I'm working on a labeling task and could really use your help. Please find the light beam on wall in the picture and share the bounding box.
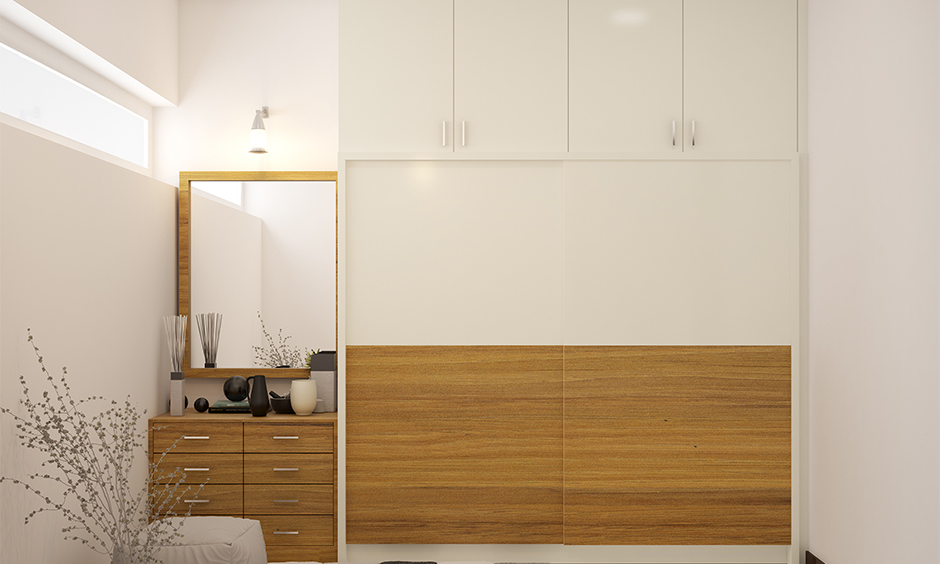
[249,106,268,153]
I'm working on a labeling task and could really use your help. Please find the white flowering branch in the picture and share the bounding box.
[253,311,306,368]
[0,330,205,564]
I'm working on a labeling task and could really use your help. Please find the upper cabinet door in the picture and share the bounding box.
[339,0,454,153]
[683,0,797,154]
[454,0,568,153]
[569,0,683,153]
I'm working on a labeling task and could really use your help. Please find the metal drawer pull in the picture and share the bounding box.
[272,500,299,503]
[273,531,300,535]
[672,120,676,147]
[691,120,696,147]
[272,436,299,440]
[183,468,210,472]
[185,499,209,504]
[182,436,210,440]
[461,121,466,147]
[273,468,299,472]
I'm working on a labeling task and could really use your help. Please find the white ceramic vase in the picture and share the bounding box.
[290,379,318,416]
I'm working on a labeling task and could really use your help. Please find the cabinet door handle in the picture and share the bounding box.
[272,436,299,440]
[461,121,466,147]
[185,499,210,504]
[691,120,696,147]
[442,120,446,146]
[182,436,209,440]
[273,468,299,472]
[672,121,676,147]
[273,531,300,535]
[183,468,210,472]
[273,499,299,503]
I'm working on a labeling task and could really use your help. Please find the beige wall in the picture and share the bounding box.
[153,0,339,185]
[14,0,178,104]
[0,124,178,562]
[808,0,940,562]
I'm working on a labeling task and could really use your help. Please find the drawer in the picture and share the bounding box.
[152,423,242,454]
[244,424,333,453]
[243,484,332,514]
[156,483,243,516]
[249,514,334,546]
[154,453,242,484]
[244,454,332,484]
[265,545,337,563]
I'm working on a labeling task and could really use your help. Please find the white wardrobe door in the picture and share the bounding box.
[563,160,793,345]
[346,160,564,345]
[569,0,683,153]
[683,0,798,154]
[454,0,568,152]
[339,0,454,153]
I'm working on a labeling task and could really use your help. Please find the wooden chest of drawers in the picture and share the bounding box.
[150,410,337,562]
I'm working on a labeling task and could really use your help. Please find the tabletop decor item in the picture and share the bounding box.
[0,330,204,564]
[162,315,187,416]
[247,375,269,417]
[252,311,305,368]
[290,379,318,416]
[194,312,222,368]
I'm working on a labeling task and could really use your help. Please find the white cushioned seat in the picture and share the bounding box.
[153,516,267,564]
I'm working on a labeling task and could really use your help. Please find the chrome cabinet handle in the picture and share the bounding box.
[461,121,466,147]
[442,120,446,146]
[273,531,300,535]
[273,500,299,503]
[691,120,696,147]
[273,468,299,472]
[272,436,299,440]
[182,436,209,440]
[672,120,676,147]
[183,468,210,472]
[185,499,209,504]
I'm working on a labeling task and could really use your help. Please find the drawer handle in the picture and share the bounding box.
[274,531,300,535]
[185,499,210,504]
[182,436,210,440]
[272,436,299,440]
[272,500,299,503]
[272,468,299,472]
[183,468,210,472]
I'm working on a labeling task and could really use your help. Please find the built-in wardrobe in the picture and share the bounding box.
[339,1,806,562]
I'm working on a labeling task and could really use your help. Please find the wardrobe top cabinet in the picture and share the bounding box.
[340,0,797,155]
[340,0,567,154]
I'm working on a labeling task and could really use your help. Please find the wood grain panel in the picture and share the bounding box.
[251,514,334,546]
[151,422,242,454]
[153,453,243,484]
[346,345,564,544]
[244,423,334,453]
[564,345,791,545]
[243,484,333,515]
[154,483,243,516]
[244,454,333,484]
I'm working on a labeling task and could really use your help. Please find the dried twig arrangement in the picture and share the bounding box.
[194,313,222,368]
[253,311,304,368]
[162,315,187,373]
[0,330,205,564]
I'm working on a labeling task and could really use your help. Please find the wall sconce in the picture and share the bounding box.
[249,106,268,153]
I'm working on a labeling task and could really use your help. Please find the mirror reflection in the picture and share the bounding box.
[189,180,336,369]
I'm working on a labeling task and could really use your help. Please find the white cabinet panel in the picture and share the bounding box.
[339,0,454,152]
[563,160,792,345]
[569,0,683,153]
[346,160,564,345]
[454,0,568,152]
[684,0,797,154]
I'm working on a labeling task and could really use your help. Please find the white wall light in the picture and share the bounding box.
[249,106,268,153]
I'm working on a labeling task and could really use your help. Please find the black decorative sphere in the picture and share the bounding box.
[223,375,249,402]
[194,397,209,413]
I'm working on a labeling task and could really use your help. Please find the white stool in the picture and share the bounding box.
[153,516,267,564]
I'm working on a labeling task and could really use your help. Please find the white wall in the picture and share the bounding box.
[0,124,178,562]
[808,1,940,563]
[153,0,339,186]
[13,0,178,104]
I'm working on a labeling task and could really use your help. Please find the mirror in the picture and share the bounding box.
[179,171,337,378]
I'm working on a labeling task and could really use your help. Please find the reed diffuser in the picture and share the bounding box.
[195,312,223,368]
[162,314,187,416]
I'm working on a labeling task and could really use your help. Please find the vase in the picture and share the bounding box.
[290,379,317,416]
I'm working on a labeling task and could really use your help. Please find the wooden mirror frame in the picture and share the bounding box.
[179,171,338,378]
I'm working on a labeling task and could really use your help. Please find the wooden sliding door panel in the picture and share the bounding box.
[346,345,564,544]
[564,346,790,545]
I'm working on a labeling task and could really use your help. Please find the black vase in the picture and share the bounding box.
[247,375,269,417]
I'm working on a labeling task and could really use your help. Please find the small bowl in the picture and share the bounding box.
[270,396,295,414]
